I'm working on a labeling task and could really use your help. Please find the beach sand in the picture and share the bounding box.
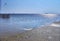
[0,22,60,41]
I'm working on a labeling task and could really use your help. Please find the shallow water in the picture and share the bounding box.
[0,14,60,34]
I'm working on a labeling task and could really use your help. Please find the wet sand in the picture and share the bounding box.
[0,22,60,41]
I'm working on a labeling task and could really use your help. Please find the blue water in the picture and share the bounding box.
[0,14,60,34]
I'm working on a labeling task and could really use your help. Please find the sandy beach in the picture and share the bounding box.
[0,21,60,41]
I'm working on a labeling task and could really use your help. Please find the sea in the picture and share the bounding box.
[0,14,60,35]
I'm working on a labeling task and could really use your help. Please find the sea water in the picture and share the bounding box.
[0,14,60,35]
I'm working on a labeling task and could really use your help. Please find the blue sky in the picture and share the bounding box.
[1,0,60,13]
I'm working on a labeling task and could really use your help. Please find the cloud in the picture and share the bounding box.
[41,14,58,18]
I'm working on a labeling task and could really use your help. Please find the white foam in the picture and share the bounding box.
[41,14,57,18]
[48,36,52,39]
[23,28,33,30]
[50,23,60,27]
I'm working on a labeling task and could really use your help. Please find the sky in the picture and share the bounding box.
[0,0,60,14]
